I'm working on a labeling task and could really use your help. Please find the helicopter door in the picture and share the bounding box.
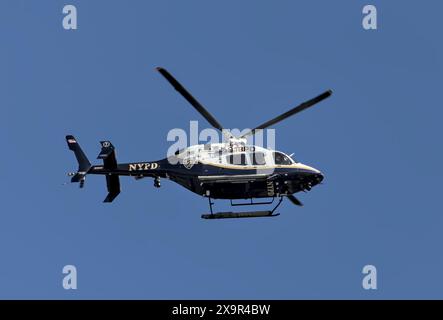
[249,152,267,166]
[226,153,248,166]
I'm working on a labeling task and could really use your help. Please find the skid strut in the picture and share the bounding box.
[208,196,214,215]
[202,197,283,220]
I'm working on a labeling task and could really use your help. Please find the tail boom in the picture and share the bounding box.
[66,136,163,203]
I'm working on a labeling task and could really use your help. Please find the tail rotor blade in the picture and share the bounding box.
[79,178,86,189]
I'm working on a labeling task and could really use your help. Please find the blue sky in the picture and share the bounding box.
[1,0,442,299]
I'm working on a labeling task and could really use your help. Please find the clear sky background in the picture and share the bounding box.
[1,0,442,299]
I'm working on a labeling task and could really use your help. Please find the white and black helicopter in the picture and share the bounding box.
[66,67,332,219]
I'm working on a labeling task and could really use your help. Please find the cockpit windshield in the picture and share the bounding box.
[273,152,294,165]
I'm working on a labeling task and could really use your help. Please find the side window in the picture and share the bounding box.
[273,152,292,165]
[226,153,247,165]
[249,152,266,165]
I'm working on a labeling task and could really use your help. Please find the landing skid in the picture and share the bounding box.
[201,197,283,220]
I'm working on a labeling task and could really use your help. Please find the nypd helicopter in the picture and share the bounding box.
[66,67,332,219]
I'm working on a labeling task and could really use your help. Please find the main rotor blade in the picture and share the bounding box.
[240,90,333,138]
[287,194,303,206]
[156,67,224,132]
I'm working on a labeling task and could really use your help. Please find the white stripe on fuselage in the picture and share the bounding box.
[198,160,320,173]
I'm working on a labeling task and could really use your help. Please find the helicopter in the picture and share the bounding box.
[66,67,332,219]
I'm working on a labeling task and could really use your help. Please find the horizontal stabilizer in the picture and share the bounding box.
[104,191,120,203]
[97,140,117,170]
[104,174,120,203]
[97,141,115,160]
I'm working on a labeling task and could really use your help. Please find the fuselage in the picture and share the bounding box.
[88,143,324,199]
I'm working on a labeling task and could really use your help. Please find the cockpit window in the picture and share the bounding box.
[273,152,293,165]
[249,152,266,165]
[226,153,247,165]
